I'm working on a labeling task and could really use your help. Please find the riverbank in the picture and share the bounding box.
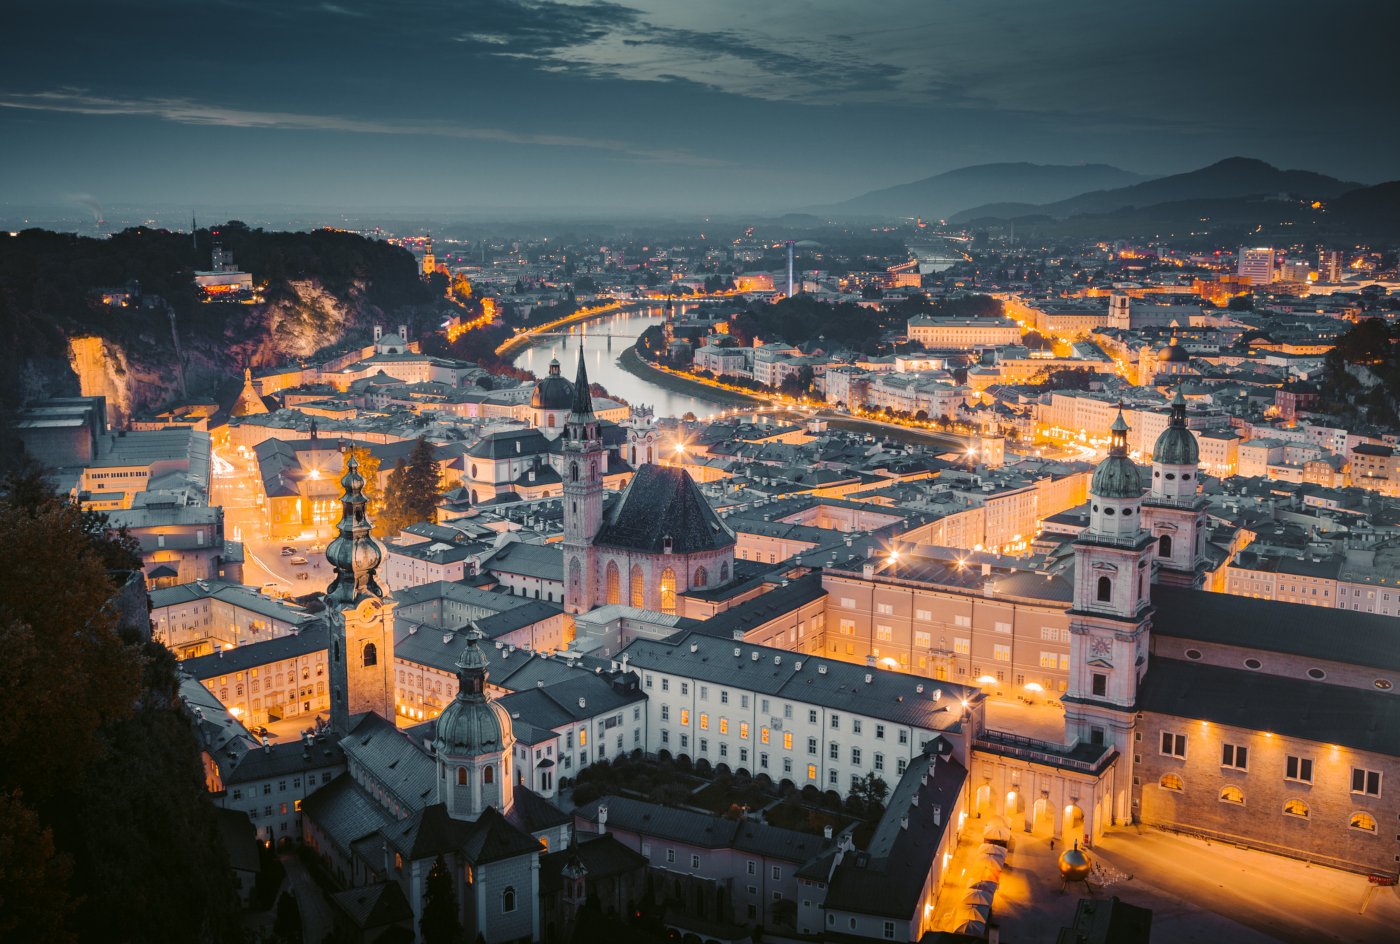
[617,347,765,409]
[495,300,644,359]
[824,415,968,451]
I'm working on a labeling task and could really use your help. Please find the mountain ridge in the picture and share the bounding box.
[817,162,1149,220]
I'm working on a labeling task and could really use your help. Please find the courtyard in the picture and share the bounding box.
[935,823,1400,943]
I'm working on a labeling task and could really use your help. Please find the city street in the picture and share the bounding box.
[212,439,331,596]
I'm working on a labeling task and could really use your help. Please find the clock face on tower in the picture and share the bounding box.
[1090,637,1112,659]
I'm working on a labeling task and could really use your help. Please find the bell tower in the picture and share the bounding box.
[563,350,604,614]
[1141,388,1208,586]
[325,452,395,732]
[1066,410,1153,823]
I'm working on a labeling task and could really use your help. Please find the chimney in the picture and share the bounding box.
[900,815,909,830]
[933,805,942,826]
[262,737,271,754]
[578,697,586,709]
[823,824,833,840]
[374,325,383,342]
[864,673,873,684]
[597,804,608,835]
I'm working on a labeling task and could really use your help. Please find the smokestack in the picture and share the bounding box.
[786,240,795,297]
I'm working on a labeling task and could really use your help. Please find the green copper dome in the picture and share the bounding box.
[433,628,511,759]
[1091,408,1145,499]
[1153,389,1199,466]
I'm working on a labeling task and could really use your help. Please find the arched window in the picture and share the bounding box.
[1283,799,1309,818]
[1219,786,1244,805]
[363,642,378,667]
[484,765,495,784]
[569,557,582,595]
[694,566,708,587]
[1158,534,1173,558]
[502,887,517,913]
[1096,576,1112,602]
[605,561,620,605]
[1159,773,1183,791]
[720,562,729,582]
[630,565,645,608]
[659,567,677,616]
[457,767,467,786]
[1350,812,1377,832]
[570,462,579,483]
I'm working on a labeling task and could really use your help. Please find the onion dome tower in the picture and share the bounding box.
[326,452,395,732]
[1066,408,1153,822]
[433,626,515,819]
[1142,387,1208,586]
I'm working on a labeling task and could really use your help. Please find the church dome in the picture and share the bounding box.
[531,358,575,410]
[1157,337,1189,363]
[1092,454,1144,499]
[1153,388,1199,465]
[1091,410,1144,499]
[433,629,512,759]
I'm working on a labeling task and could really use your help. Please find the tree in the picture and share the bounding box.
[401,435,442,526]
[344,445,383,520]
[848,773,889,819]
[377,458,413,538]
[421,855,462,944]
[778,365,815,398]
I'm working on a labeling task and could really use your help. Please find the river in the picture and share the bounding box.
[510,305,733,420]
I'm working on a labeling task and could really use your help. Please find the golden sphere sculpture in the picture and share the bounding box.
[1057,840,1092,882]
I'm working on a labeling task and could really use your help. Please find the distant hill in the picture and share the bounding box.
[818,162,1148,220]
[1327,179,1400,230]
[951,157,1361,222]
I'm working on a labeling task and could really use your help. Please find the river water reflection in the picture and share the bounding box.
[510,306,731,420]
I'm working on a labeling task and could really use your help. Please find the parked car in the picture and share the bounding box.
[280,546,296,556]
[289,556,309,566]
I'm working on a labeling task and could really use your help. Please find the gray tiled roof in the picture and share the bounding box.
[302,773,394,858]
[340,713,438,812]
[595,464,736,554]
[575,795,832,863]
[1153,584,1400,672]
[823,752,967,919]
[220,737,344,786]
[182,624,328,680]
[620,631,979,732]
[1139,658,1400,756]
[484,542,564,581]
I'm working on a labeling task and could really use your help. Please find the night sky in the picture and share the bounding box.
[4,0,1398,218]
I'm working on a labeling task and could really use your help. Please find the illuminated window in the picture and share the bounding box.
[680,710,689,726]
[1283,799,1309,818]
[700,714,709,731]
[719,718,728,735]
[605,561,620,605]
[1350,812,1377,832]
[1219,786,1245,805]
[659,567,677,615]
[630,565,645,608]
[579,728,587,746]
[807,764,817,781]
[1159,774,1183,791]
[740,723,749,739]
[760,727,769,744]
[783,733,793,750]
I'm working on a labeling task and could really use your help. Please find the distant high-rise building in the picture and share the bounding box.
[1319,249,1343,283]
[1236,246,1275,285]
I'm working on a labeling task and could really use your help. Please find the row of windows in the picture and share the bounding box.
[1159,733,1383,796]
[1158,776,1380,831]
[230,770,333,800]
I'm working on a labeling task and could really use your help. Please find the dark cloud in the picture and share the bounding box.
[0,0,1396,217]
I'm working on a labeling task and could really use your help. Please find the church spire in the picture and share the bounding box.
[325,452,384,603]
[569,347,595,421]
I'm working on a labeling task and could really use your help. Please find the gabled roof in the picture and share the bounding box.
[594,464,735,554]
[329,881,412,931]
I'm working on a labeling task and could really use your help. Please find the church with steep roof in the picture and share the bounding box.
[556,349,737,615]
